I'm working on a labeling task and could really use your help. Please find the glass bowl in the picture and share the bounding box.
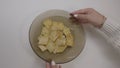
[29,9,86,64]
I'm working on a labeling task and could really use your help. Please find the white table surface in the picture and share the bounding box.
[0,0,120,68]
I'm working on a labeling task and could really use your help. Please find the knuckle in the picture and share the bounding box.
[85,16,89,21]
[86,8,94,11]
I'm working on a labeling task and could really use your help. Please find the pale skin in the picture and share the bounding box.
[46,62,61,68]
[46,8,106,68]
[70,8,106,28]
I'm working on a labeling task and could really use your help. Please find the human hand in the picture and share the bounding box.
[70,8,106,28]
[46,61,61,68]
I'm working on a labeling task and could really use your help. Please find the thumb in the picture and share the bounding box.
[46,62,51,68]
[51,61,57,68]
[73,14,87,20]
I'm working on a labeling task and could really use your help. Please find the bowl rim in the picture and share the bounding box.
[29,9,86,64]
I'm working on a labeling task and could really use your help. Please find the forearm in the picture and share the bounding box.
[100,18,120,48]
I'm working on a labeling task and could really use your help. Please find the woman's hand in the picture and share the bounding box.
[46,61,61,68]
[70,8,106,28]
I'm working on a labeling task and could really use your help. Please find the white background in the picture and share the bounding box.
[0,0,120,68]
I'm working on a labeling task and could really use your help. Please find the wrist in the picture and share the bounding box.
[96,15,107,28]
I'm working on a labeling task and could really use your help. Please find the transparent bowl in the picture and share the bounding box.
[29,9,86,64]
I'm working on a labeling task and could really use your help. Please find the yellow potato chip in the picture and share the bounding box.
[43,19,52,29]
[63,26,71,35]
[51,22,59,30]
[49,30,62,41]
[38,36,49,45]
[38,45,47,52]
[53,45,67,54]
[51,22,64,30]
[38,19,74,53]
[66,33,74,46]
[57,22,64,30]
[46,40,56,53]
[55,34,66,46]
[41,27,49,36]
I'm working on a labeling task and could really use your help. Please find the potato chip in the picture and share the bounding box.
[66,33,74,46]
[41,27,49,36]
[51,22,64,30]
[55,34,66,46]
[38,36,49,45]
[51,22,59,30]
[43,19,52,29]
[53,45,67,54]
[57,22,64,30]
[49,30,62,41]
[38,19,74,54]
[46,40,56,53]
[63,26,71,35]
[38,45,47,51]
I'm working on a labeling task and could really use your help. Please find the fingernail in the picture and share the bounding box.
[59,65,61,68]
[70,13,73,16]
[51,60,56,66]
[74,14,78,17]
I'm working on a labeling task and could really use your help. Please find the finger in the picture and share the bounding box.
[69,16,76,20]
[70,13,74,17]
[69,15,88,24]
[51,61,57,68]
[58,65,61,68]
[78,20,88,24]
[69,16,84,24]
[71,8,89,14]
[69,17,78,22]
[46,62,51,68]
[52,65,57,68]
[71,19,78,23]
[74,14,88,20]
[69,17,79,24]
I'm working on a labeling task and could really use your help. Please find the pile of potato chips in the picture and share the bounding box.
[38,19,74,54]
